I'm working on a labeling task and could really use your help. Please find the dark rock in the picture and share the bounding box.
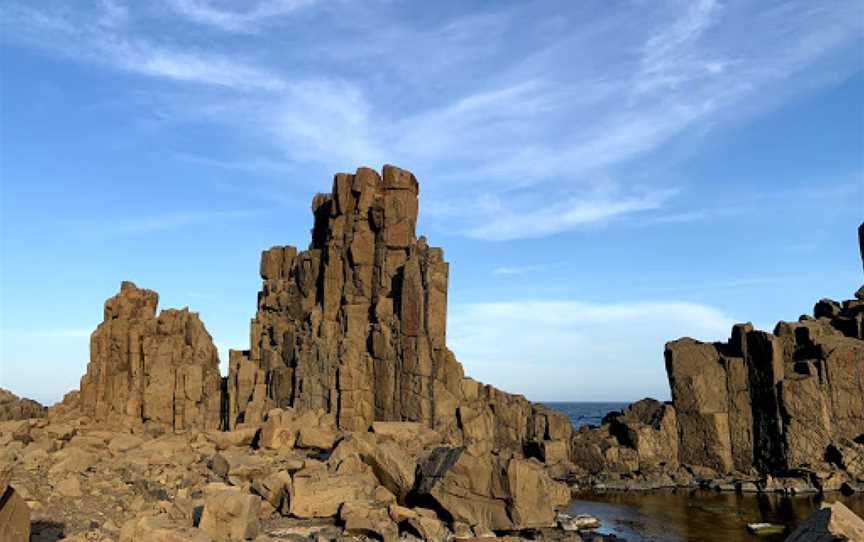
[785,501,864,541]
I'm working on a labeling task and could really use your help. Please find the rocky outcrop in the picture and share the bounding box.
[569,226,864,493]
[5,165,577,539]
[664,292,864,477]
[226,165,571,458]
[79,281,222,431]
[0,388,46,422]
[785,501,864,541]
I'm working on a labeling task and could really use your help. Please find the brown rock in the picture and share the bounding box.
[225,165,571,462]
[0,483,30,542]
[120,514,212,542]
[506,458,570,528]
[785,501,864,541]
[80,282,222,431]
[0,388,46,421]
[289,468,377,518]
[199,491,260,541]
[330,433,416,501]
[416,447,544,531]
[55,476,83,497]
[340,502,398,542]
[251,471,292,512]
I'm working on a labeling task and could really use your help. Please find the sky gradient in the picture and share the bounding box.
[1,0,862,405]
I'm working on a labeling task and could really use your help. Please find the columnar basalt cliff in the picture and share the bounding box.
[79,281,223,431]
[570,223,864,492]
[227,165,571,455]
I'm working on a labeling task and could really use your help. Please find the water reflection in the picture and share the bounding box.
[569,489,864,542]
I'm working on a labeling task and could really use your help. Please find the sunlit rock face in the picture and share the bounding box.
[571,222,864,487]
[226,165,571,454]
[79,281,222,431]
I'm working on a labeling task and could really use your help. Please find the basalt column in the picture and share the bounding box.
[79,281,223,431]
[228,166,461,432]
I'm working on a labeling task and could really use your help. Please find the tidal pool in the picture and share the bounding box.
[568,489,864,541]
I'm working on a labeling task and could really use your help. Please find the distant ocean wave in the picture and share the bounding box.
[541,401,629,429]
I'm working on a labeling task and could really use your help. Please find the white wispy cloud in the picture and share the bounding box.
[165,0,318,33]
[492,265,545,276]
[448,299,737,401]
[469,189,676,241]
[0,3,289,91]
[2,0,860,241]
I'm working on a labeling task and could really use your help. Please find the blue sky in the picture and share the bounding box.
[0,0,862,405]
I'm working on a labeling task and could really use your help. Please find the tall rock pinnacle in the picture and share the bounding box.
[79,281,222,430]
[227,165,570,452]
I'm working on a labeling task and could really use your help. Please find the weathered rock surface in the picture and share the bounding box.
[79,281,223,431]
[0,388,46,422]
[568,225,864,493]
[785,501,864,541]
[225,165,572,468]
[414,446,569,531]
[0,462,30,542]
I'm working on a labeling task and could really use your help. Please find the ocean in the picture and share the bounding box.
[541,401,629,429]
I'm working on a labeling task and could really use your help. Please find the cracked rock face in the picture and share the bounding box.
[70,165,571,464]
[79,281,222,431]
[569,224,864,488]
[227,165,572,456]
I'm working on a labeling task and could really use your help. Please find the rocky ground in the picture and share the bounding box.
[0,396,615,541]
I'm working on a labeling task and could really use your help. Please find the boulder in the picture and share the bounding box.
[120,514,212,542]
[340,502,399,542]
[506,458,570,528]
[210,451,269,486]
[415,447,512,530]
[413,447,565,531]
[251,471,292,512]
[785,501,864,541]
[198,491,260,541]
[289,468,377,518]
[0,464,30,542]
[330,433,416,501]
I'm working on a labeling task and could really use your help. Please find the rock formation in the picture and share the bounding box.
[570,224,864,493]
[0,389,46,422]
[785,501,864,541]
[79,281,223,431]
[226,165,571,457]
[0,165,583,540]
